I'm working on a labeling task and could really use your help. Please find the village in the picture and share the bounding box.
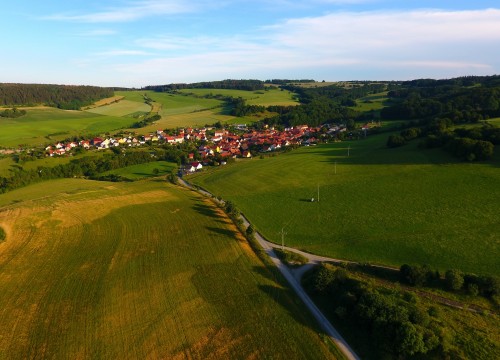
[43,122,364,171]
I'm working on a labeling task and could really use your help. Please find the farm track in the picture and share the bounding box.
[178,178,360,360]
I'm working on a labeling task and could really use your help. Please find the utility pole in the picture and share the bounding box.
[347,145,350,157]
[334,161,337,175]
[280,227,286,250]
[317,184,320,203]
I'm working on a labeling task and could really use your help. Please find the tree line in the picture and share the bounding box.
[0,83,113,109]
[143,79,265,92]
[399,264,500,299]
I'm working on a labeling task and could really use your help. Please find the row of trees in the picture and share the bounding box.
[0,83,113,109]
[400,264,500,299]
[144,79,265,92]
[228,97,265,117]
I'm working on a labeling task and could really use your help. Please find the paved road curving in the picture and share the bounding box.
[177,177,360,360]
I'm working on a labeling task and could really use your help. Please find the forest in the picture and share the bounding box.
[382,75,500,160]
[0,83,113,109]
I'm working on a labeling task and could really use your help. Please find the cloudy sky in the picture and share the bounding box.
[1,0,499,87]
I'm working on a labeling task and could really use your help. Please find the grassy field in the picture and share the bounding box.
[85,100,151,117]
[0,178,340,359]
[190,132,500,276]
[100,161,177,180]
[178,88,299,106]
[352,92,389,112]
[0,108,133,148]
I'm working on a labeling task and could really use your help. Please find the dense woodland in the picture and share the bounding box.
[0,83,113,109]
[382,75,500,160]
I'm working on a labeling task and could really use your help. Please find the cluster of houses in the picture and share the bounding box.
[43,123,365,165]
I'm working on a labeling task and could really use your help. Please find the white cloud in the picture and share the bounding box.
[111,8,500,84]
[45,0,199,23]
[95,50,153,57]
[79,29,117,36]
[62,7,500,86]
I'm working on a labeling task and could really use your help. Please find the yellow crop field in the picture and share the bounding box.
[0,179,338,359]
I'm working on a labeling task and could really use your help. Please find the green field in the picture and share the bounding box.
[117,89,297,130]
[352,92,390,112]
[0,108,133,147]
[178,88,299,106]
[100,161,177,180]
[85,100,151,117]
[190,133,500,276]
[0,179,339,359]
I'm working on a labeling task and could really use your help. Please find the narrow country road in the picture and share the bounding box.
[177,177,361,360]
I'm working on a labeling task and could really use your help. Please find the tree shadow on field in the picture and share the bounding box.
[192,202,223,219]
[205,226,237,238]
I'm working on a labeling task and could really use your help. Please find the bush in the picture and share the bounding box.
[387,134,407,148]
[445,269,464,291]
[467,283,479,296]
[274,248,308,267]
[400,264,433,287]
[0,226,5,242]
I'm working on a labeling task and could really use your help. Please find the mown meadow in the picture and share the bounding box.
[0,178,340,359]
[190,131,500,276]
[0,107,132,148]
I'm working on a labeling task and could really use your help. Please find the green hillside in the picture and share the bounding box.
[190,132,500,276]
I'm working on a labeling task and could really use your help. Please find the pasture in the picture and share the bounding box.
[351,92,389,112]
[84,100,151,117]
[100,161,176,180]
[0,108,133,148]
[0,179,338,359]
[178,88,299,106]
[190,132,500,276]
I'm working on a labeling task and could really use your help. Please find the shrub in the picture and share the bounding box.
[274,248,309,267]
[0,227,5,242]
[445,269,464,291]
[387,134,407,148]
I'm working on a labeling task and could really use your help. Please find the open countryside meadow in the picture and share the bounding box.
[190,131,500,276]
[0,108,133,148]
[0,178,339,359]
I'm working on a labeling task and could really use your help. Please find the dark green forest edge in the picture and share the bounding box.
[0,83,113,109]
[383,76,500,160]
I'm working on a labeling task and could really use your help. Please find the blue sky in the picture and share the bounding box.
[1,0,499,87]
